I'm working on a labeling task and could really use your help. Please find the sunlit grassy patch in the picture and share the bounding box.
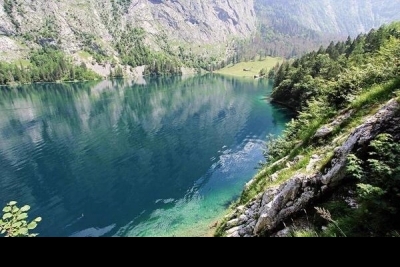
[215,57,283,78]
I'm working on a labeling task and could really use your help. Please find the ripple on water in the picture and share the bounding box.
[0,76,292,237]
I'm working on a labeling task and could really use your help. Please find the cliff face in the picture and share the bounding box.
[255,0,400,38]
[0,0,256,62]
[2,0,400,74]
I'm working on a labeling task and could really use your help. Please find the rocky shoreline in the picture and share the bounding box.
[221,98,400,237]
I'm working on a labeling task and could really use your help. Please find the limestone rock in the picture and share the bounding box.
[273,227,291,237]
[314,110,354,139]
[226,226,242,235]
[226,218,240,228]
[226,99,400,237]
[239,215,248,223]
[0,0,257,66]
[314,126,334,138]
[306,154,321,172]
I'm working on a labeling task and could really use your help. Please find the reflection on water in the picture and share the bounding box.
[0,75,291,237]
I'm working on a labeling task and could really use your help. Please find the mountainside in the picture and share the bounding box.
[1,0,400,78]
[256,0,400,37]
[216,22,400,237]
[0,0,256,72]
[238,0,400,59]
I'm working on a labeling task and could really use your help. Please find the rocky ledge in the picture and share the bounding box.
[222,98,400,237]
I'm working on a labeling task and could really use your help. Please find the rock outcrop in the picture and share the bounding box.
[0,0,256,63]
[256,0,400,38]
[223,98,400,237]
[2,0,400,69]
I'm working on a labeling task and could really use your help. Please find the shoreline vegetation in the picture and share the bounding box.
[3,18,400,236]
[214,21,400,237]
[0,55,283,87]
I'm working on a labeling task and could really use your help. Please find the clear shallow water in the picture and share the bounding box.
[0,75,291,237]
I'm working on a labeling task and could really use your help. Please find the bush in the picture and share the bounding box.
[0,201,42,237]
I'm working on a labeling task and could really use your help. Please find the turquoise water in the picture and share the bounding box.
[0,75,291,237]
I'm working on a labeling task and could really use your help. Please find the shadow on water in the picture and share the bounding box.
[221,194,240,209]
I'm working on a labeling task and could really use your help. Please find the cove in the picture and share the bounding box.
[0,74,291,237]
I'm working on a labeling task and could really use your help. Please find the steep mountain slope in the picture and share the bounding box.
[216,22,400,237]
[2,0,400,77]
[256,0,400,37]
[240,0,400,59]
[0,0,256,65]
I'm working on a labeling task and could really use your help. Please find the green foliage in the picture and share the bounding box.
[290,229,319,237]
[0,48,100,85]
[114,26,183,76]
[215,57,282,78]
[337,133,400,236]
[3,0,13,16]
[221,22,400,238]
[115,0,132,13]
[263,22,400,168]
[315,207,346,237]
[238,22,400,237]
[175,45,220,72]
[356,183,385,200]
[265,97,332,163]
[0,201,42,237]
[347,154,364,180]
[271,22,400,112]
[268,68,275,79]
[116,27,151,67]
[3,0,20,30]
[259,68,267,77]
[110,65,124,78]
[234,11,328,61]
[144,54,183,77]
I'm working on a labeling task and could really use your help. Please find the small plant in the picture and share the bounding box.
[315,207,346,237]
[0,201,42,237]
[347,154,364,179]
[291,229,319,237]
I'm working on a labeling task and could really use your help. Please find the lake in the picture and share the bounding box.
[0,74,291,237]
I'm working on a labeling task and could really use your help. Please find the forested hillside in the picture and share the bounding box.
[271,23,400,112]
[236,0,400,60]
[2,0,400,82]
[0,48,100,84]
[0,0,256,80]
[217,21,400,237]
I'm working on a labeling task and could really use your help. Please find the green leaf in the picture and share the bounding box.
[8,201,17,206]
[27,221,37,230]
[34,217,42,222]
[2,206,11,213]
[17,213,28,220]
[1,229,5,234]
[2,213,12,220]
[12,206,19,214]
[20,205,30,212]
[17,228,28,236]
[12,221,22,228]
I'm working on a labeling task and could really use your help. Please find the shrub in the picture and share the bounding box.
[0,201,42,237]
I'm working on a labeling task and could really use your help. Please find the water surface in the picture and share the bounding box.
[0,75,291,237]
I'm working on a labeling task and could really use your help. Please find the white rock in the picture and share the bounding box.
[227,231,240,238]
[226,218,240,228]
[239,214,248,223]
[226,226,242,235]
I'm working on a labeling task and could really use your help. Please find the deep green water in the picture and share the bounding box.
[0,75,291,237]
